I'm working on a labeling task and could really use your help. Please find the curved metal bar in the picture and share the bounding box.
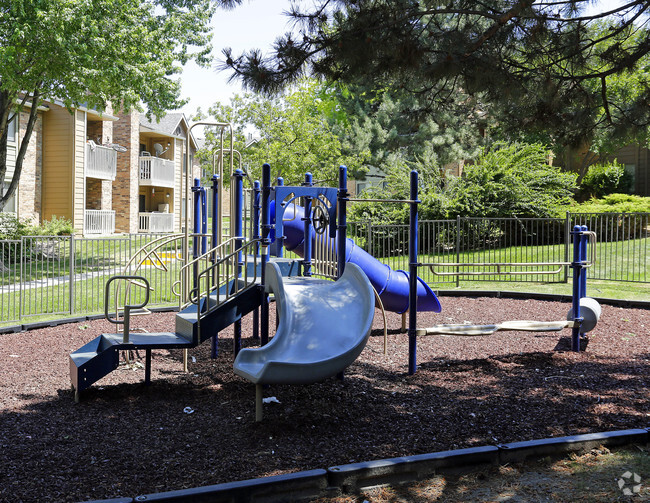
[104,275,150,344]
[371,286,388,355]
[426,229,597,278]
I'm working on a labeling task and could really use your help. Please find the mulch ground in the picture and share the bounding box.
[1,295,649,502]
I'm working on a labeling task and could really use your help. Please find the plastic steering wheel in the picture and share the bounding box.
[312,205,329,235]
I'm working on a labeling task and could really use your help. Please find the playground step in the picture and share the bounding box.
[245,257,301,278]
[70,332,192,393]
[175,258,301,345]
[175,283,263,345]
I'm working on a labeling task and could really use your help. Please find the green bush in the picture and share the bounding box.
[579,162,633,200]
[572,193,650,213]
[569,194,650,241]
[445,142,577,218]
[0,213,31,240]
[29,215,74,236]
[0,215,73,264]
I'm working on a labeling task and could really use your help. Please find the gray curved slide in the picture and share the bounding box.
[233,262,375,385]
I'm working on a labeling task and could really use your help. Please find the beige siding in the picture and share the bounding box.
[42,106,74,221]
[174,138,183,232]
[4,114,18,181]
[5,144,16,181]
[73,110,86,231]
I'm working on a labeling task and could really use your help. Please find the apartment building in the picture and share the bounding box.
[3,101,199,235]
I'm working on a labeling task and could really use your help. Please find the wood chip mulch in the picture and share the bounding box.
[1,295,649,502]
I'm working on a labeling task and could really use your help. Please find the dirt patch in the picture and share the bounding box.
[311,445,650,502]
[1,296,649,502]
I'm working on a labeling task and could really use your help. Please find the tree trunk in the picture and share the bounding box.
[0,88,42,212]
[0,89,11,204]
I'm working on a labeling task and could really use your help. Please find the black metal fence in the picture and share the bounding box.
[348,213,649,286]
[0,234,187,326]
[1,212,647,326]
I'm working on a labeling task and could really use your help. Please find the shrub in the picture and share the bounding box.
[579,162,633,200]
[569,194,650,241]
[28,215,74,236]
[572,193,650,213]
[0,213,31,240]
[0,215,73,264]
[445,142,577,219]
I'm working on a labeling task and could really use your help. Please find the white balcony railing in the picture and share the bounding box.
[85,209,115,235]
[139,156,175,188]
[139,212,175,233]
[86,145,117,180]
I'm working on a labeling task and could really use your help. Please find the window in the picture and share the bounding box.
[1,185,16,213]
[7,115,16,143]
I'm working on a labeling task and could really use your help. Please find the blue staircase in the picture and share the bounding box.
[69,258,301,401]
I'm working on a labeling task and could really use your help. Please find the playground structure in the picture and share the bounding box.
[70,142,601,417]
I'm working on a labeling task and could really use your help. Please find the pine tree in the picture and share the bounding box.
[222,1,650,166]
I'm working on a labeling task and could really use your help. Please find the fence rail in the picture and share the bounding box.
[0,213,647,326]
[0,234,189,326]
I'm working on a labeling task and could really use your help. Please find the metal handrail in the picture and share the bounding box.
[170,236,240,298]
[104,275,150,343]
[189,238,261,308]
[189,239,261,340]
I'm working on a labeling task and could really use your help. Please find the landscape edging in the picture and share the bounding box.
[83,428,649,503]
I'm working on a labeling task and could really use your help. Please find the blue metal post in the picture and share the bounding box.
[337,166,348,278]
[579,225,588,300]
[252,180,261,340]
[335,167,348,381]
[302,172,313,277]
[211,175,220,254]
[233,169,244,355]
[200,186,207,254]
[260,164,271,346]
[210,175,219,359]
[191,178,201,295]
[276,177,284,257]
[408,170,419,375]
[570,225,583,352]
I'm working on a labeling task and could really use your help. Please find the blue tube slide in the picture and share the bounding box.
[270,201,441,314]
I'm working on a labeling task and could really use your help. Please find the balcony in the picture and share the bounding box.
[85,210,115,235]
[139,212,174,233]
[139,156,175,188]
[86,145,117,180]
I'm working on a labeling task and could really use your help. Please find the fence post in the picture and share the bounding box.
[408,170,419,375]
[69,235,75,315]
[366,220,372,254]
[564,212,571,284]
[455,215,461,288]
[19,237,24,322]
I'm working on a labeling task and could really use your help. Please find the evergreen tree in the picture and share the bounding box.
[335,83,488,178]
[222,1,650,168]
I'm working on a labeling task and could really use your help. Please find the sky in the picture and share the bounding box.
[175,0,631,119]
[175,0,296,117]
